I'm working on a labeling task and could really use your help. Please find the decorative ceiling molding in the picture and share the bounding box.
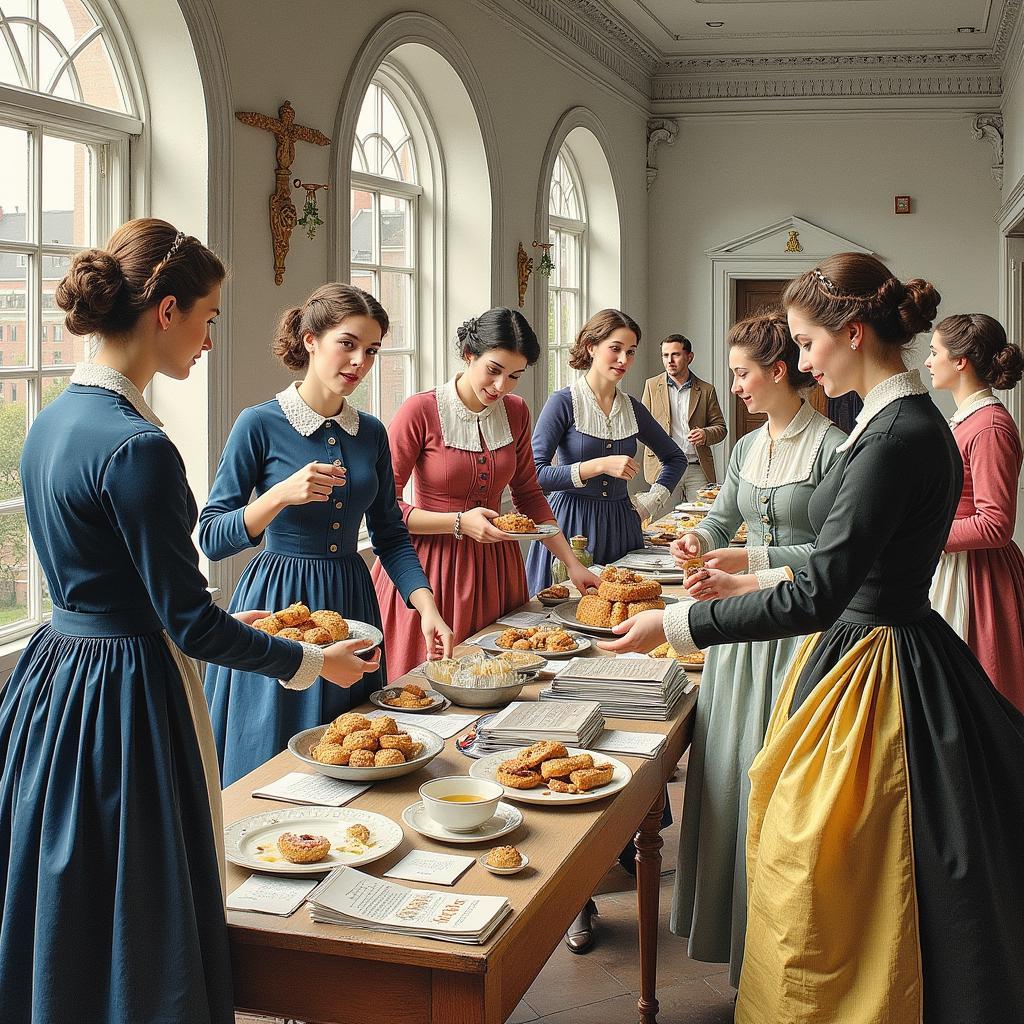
[972,112,1005,187]
[646,117,678,190]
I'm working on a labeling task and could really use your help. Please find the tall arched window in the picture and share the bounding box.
[350,77,421,424]
[547,145,586,392]
[0,1,138,641]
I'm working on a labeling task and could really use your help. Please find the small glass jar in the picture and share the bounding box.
[551,534,593,584]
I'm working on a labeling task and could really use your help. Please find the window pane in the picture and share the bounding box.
[379,272,412,350]
[0,17,32,90]
[42,373,70,406]
[345,374,373,417]
[0,256,30,365]
[0,377,29,500]
[558,232,578,288]
[350,189,375,264]
[43,136,95,247]
[559,349,573,391]
[350,269,375,296]
[379,194,410,267]
[548,287,558,346]
[559,290,576,356]
[0,508,29,633]
[38,29,64,95]
[39,0,98,48]
[69,34,126,112]
[0,127,30,242]
[376,352,411,424]
[42,263,85,366]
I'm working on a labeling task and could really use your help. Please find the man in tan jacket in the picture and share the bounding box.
[641,334,726,502]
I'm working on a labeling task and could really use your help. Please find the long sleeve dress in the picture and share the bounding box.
[372,379,555,678]
[670,402,846,987]
[201,382,429,786]
[526,377,686,594]
[0,366,324,1024]
[663,371,1024,1024]
[929,393,1024,710]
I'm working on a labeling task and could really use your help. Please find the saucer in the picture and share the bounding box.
[479,852,529,875]
[401,799,523,844]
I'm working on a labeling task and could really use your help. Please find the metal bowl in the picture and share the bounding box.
[427,676,525,709]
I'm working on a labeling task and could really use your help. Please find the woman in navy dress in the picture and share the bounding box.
[603,254,1024,1024]
[526,309,686,593]
[0,220,378,1024]
[202,283,452,785]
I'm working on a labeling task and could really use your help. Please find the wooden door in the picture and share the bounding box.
[732,278,827,441]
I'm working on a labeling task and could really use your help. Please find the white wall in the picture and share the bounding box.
[646,111,1001,423]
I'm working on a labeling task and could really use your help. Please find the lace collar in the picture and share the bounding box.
[276,382,360,437]
[739,402,834,488]
[70,363,162,427]
[950,390,1002,427]
[835,370,929,452]
[570,376,639,441]
[434,376,513,453]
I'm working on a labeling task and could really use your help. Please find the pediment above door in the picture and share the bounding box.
[706,216,873,260]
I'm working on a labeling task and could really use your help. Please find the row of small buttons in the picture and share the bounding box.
[329,435,342,552]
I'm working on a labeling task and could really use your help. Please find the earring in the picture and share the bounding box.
[850,343,858,351]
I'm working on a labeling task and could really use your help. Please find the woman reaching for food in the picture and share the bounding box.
[372,307,600,677]
[201,283,453,786]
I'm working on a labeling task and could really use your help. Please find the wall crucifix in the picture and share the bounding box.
[235,100,331,284]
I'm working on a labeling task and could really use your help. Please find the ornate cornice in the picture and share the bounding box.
[660,53,1000,73]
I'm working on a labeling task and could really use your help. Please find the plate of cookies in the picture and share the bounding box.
[224,805,403,876]
[251,601,382,653]
[370,682,448,713]
[491,513,561,540]
[475,626,592,659]
[550,567,678,636]
[470,743,631,804]
[536,584,571,607]
[288,712,444,781]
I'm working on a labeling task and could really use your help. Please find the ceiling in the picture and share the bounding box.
[597,0,1012,59]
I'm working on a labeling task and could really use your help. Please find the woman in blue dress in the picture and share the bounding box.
[668,311,846,988]
[0,219,378,1024]
[526,308,686,593]
[202,283,453,785]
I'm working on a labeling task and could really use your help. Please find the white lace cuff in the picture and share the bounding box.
[690,528,715,556]
[754,565,794,590]
[664,601,699,656]
[632,483,671,524]
[279,642,324,690]
[570,462,585,489]
[747,546,771,573]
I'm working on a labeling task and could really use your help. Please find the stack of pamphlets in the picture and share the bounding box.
[308,866,512,944]
[540,657,687,721]
[474,700,605,756]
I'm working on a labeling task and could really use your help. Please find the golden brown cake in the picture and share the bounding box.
[486,845,523,868]
[277,832,331,864]
[597,567,662,603]
[492,512,537,533]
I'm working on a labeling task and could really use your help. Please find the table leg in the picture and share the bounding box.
[635,789,666,1024]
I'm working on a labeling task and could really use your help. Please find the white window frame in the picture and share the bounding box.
[548,147,587,393]
[0,90,131,646]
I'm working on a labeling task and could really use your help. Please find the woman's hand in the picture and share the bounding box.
[671,533,702,564]
[684,567,758,601]
[459,507,510,544]
[599,455,640,481]
[234,609,271,626]
[270,461,346,507]
[320,638,382,687]
[596,609,667,655]
[420,609,455,662]
[704,547,748,574]
[569,565,602,596]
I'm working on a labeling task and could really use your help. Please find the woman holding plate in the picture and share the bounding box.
[201,283,453,786]
[373,308,600,677]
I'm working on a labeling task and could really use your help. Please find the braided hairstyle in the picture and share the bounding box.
[782,252,940,348]
[55,218,224,336]
[456,307,540,365]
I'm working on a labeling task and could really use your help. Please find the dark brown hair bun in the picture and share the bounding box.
[935,313,1024,391]
[55,250,126,337]
[727,309,814,390]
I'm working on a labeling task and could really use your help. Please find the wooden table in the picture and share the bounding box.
[225,600,698,1024]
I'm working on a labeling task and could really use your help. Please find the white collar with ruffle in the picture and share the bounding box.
[570,376,639,441]
[739,401,834,488]
[276,381,359,438]
[950,390,1002,427]
[836,370,929,452]
[70,363,163,427]
[434,376,513,453]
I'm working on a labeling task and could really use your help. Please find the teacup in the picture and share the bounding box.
[419,776,504,832]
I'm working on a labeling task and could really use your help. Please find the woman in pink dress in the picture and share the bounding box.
[926,313,1024,709]
[373,308,601,677]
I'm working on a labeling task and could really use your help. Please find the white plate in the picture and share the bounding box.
[401,799,524,844]
[674,502,711,514]
[479,852,529,875]
[474,630,592,659]
[470,748,632,805]
[497,524,561,540]
[550,598,678,638]
[369,687,447,713]
[225,806,402,876]
[288,723,444,781]
[313,619,383,652]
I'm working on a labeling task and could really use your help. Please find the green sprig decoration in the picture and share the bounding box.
[536,248,555,277]
[298,196,323,240]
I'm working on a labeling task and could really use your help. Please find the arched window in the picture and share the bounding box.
[547,145,586,392]
[0,1,138,641]
[350,76,421,424]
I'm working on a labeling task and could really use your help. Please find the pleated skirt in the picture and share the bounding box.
[736,613,1024,1024]
[0,626,232,1024]
[204,550,385,786]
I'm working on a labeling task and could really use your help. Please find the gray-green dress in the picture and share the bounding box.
[670,402,846,986]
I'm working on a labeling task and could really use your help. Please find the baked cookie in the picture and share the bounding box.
[486,845,523,868]
[309,610,349,641]
[348,749,375,768]
[379,733,415,755]
[369,715,399,737]
[277,832,331,864]
[517,740,568,767]
[341,729,379,752]
[275,602,311,627]
[251,615,281,635]
[569,763,614,792]
[546,778,578,794]
[374,748,406,767]
[310,742,351,766]
[497,765,543,789]
[347,823,371,844]
[540,754,594,780]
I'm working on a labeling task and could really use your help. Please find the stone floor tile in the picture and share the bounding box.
[523,944,629,1016]
[505,998,540,1023]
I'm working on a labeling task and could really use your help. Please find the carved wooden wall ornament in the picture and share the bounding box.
[235,101,331,284]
